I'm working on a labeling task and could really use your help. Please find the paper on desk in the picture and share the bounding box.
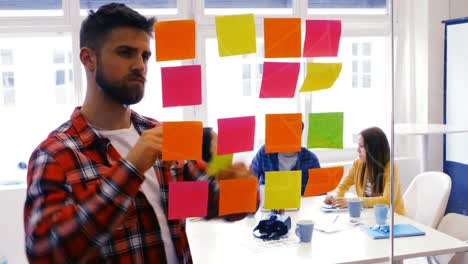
[314,214,355,233]
[242,235,299,253]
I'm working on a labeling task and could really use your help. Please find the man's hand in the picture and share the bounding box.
[126,126,162,173]
[217,162,253,181]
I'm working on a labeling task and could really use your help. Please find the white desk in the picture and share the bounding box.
[187,196,468,264]
[395,123,468,172]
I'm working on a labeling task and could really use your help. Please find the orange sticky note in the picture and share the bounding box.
[219,177,258,216]
[155,19,196,61]
[303,166,344,197]
[264,18,301,58]
[162,121,202,160]
[265,113,302,153]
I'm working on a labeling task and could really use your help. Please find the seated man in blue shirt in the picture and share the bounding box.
[251,129,320,195]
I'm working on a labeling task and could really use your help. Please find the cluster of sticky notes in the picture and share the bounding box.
[168,177,258,220]
[215,16,342,97]
[263,167,344,209]
[154,20,202,108]
[214,16,341,59]
[263,112,344,152]
[155,15,349,218]
[155,17,343,108]
[160,112,344,161]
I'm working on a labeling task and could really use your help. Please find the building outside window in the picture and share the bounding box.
[352,42,372,88]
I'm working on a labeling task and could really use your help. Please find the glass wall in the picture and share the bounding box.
[4,1,466,264]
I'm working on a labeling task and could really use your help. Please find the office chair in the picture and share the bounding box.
[403,171,452,228]
[430,213,468,264]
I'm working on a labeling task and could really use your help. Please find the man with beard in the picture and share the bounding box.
[24,3,253,263]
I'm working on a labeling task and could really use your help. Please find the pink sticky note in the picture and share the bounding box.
[168,181,208,220]
[217,116,255,155]
[161,65,202,107]
[303,20,342,57]
[260,62,300,98]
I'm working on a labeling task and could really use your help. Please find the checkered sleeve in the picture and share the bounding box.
[24,147,145,263]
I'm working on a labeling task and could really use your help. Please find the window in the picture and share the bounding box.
[204,0,292,15]
[55,70,65,86]
[0,0,62,16]
[0,35,75,182]
[308,0,387,14]
[2,72,14,88]
[352,42,372,88]
[0,49,13,65]
[79,0,177,15]
[2,72,15,106]
[205,0,292,8]
[2,88,15,106]
[53,49,65,64]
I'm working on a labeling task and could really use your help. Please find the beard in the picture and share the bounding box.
[95,61,145,105]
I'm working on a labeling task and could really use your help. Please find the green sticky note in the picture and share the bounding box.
[264,171,301,209]
[299,63,342,92]
[207,153,234,176]
[307,112,344,149]
[215,14,257,57]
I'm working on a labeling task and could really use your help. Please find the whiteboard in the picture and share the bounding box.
[446,21,468,164]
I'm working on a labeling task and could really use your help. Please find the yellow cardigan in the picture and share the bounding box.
[335,159,405,215]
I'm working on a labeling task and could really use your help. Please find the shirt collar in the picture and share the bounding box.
[69,106,159,147]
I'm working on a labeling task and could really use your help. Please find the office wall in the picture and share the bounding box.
[398,0,448,172]
[450,0,468,19]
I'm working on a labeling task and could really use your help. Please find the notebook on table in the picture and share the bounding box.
[363,224,426,239]
[320,203,348,212]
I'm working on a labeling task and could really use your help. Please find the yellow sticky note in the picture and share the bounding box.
[207,153,234,176]
[264,171,301,210]
[215,14,256,57]
[299,63,342,92]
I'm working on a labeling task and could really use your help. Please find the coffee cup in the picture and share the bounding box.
[295,220,314,243]
[347,199,363,218]
[374,204,388,225]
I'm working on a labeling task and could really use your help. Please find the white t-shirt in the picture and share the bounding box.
[95,124,178,264]
[278,153,298,171]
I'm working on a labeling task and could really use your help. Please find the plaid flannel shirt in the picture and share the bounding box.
[251,145,320,195]
[24,107,219,263]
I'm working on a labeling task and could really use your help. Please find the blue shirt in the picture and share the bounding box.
[251,145,321,195]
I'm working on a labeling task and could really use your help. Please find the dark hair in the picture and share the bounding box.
[202,127,214,163]
[80,3,156,51]
[360,127,390,195]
